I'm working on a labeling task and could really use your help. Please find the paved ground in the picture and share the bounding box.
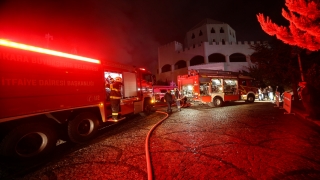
[150,102,320,179]
[1,101,320,180]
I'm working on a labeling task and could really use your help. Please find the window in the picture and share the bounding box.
[191,33,195,39]
[208,53,225,63]
[142,73,152,82]
[160,89,167,93]
[199,30,203,36]
[190,55,204,66]
[161,64,171,73]
[220,27,224,33]
[174,60,187,70]
[230,53,247,62]
[211,28,215,33]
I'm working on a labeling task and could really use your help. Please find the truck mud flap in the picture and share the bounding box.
[106,117,126,122]
[207,102,214,107]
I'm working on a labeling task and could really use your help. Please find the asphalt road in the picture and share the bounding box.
[1,101,320,180]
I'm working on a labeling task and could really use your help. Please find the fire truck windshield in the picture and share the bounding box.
[141,72,155,84]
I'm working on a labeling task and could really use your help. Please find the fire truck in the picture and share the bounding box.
[177,69,258,107]
[0,39,155,160]
[152,85,177,102]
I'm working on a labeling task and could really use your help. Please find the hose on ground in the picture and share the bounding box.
[145,110,169,180]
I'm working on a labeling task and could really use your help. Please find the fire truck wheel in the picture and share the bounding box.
[213,97,223,107]
[246,94,255,103]
[144,101,153,115]
[0,122,57,161]
[68,112,100,144]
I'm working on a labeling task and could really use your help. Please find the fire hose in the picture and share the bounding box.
[145,110,169,180]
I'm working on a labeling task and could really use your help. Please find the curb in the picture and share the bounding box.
[273,100,320,127]
[292,107,320,127]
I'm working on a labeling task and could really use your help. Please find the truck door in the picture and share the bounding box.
[121,72,136,115]
[223,79,239,101]
[199,77,211,103]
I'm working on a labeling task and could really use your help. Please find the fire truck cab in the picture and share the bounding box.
[177,69,258,107]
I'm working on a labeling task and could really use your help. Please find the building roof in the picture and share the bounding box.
[189,18,224,31]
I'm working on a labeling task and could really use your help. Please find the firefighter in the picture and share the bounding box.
[174,88,181,111]
[164,89,173,113]
[110,76,123,120]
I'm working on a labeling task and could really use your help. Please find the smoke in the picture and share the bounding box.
[0,0,285,74]
[0,0,164,73]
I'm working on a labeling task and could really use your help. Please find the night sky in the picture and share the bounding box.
[0,0,287,73]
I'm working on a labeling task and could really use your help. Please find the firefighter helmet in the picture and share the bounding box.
[115,76,122,83]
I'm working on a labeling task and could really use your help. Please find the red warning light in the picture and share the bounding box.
[0,39,101,64]
[139,68,145,71]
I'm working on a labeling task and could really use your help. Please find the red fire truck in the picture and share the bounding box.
[0,39,154,160]
[177,69,258,107]
[152,85,177,102]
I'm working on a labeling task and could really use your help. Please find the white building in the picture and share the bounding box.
[156,18,260,85]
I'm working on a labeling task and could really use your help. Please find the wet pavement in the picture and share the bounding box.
[1,101,320,180]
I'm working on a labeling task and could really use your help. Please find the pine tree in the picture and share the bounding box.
[257,0,320,51]
[257,0,320,118]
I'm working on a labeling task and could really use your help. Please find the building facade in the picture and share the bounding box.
[157,18,260,85]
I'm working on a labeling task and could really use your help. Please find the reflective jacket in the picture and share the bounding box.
[110,82,122,100]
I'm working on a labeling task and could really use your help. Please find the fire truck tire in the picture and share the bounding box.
[246,94,255,103]
[213,97,223,107]
[140,99,153,116]
[68,112,100,144]
[0,122,57,161]
[144,101,152,115]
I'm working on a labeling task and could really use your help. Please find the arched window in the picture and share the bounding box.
[222,39,225,45]
[161,64,171,73]
[191,33,195,39]
[199,30,203,36]
[229,53,246,62]
[208,53,225,63]
[211,28,215,33]
[190,56,204,66]
[174,60,187,70]
[220,27,224,33]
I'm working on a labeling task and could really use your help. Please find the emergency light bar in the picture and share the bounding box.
[0,39,101,64]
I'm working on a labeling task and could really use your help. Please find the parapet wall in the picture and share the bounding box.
[158,41,183,53]
[158,41,264,53]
